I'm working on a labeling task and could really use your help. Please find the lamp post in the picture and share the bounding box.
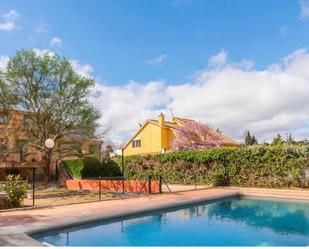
[45,138,55,150]
[45,138,55,182]
[121,148,124,176]
[121,148,125,194]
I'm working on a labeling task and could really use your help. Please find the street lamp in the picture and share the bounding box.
[45,138,55,183]
[45,138,55,149]
[121,148,124,176]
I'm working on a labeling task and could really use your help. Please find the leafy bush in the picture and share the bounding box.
[81,157,102,178]
[101,159,122,177]
[63,159,84,178]
[0,175,29,208]
[63,157,122,178]
[115,144,309,188]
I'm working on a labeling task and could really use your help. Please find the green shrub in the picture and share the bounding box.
[101,159,122,177]
[116,144,309,188]
[208,165,229,186]
[81,157,102,178]
[63,159,84,178]
[0,175,29,208]
[63,157,122,179]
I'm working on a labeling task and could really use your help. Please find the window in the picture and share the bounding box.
[0,113,9,124]
[132,139,141,148]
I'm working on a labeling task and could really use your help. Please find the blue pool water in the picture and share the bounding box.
[34,197,309,246]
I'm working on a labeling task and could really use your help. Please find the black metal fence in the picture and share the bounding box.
[0,171,208,210]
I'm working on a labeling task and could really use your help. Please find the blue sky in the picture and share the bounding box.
[1,0,309,144]
[1,0,308,84]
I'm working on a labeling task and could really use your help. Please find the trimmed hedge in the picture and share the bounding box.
[63,157,121,179]
[115,144,309,188]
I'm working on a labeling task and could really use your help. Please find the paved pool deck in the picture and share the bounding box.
[1,187,309,246]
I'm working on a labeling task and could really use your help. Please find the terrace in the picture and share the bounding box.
[1,187,309,246]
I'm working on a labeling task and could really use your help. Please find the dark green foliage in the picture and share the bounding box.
[63,157,121,178]
[116,144,309,188]
[272,134,283,145]
[81,157,102,178]
[101,159,122,177]
[244,131,258,145]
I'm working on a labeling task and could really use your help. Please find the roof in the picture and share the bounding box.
[157,117,239,146]
[123,116,239,149]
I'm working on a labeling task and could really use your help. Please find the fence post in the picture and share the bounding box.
[148,175,152,194]
[99,176,101,200]
[32,167,36,207]
[122,176,125,195]
[159,176,162,194]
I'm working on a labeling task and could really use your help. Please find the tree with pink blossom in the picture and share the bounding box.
[172,120,223,151]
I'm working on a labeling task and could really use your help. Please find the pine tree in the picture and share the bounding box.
[272,134,283,145]
[286,133,295,144]
[244,131,258,145]
[244,131,252,146]
[251,135,258,145]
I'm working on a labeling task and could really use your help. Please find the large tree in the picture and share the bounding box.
[0,49,101,182]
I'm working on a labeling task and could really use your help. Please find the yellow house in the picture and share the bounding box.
[123,113,239,156]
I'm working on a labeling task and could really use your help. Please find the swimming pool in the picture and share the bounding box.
[33,197,309,246]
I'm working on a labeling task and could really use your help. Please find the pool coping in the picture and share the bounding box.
[1,187,309,246]
[30,193,240,237]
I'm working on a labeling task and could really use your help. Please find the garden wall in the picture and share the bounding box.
[66,179,160,193]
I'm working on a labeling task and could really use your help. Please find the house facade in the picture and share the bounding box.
[123,113,239,156]
[0,109,102,180]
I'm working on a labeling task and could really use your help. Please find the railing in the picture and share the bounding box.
[159,175,172,193]
[28,173,201,209]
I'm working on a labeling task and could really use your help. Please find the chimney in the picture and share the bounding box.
[158,113,165,127]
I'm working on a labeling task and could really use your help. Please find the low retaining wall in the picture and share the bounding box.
[66,179,160,193]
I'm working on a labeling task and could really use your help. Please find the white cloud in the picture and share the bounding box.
[90,81,169,143]
[4,10,19,21]
[300,0,309,19]
[70,60,93,78]
[146,54,167,65]
[166,49,309,142]
[208,50,228,67]
[3,47,309,145]
[35,22,48,33]
[0,56,9,71]
[0,9,19,31]
[0,22,15,31]
[49,36,62,47]
[32,48,55,57]
[91,49,309,144]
